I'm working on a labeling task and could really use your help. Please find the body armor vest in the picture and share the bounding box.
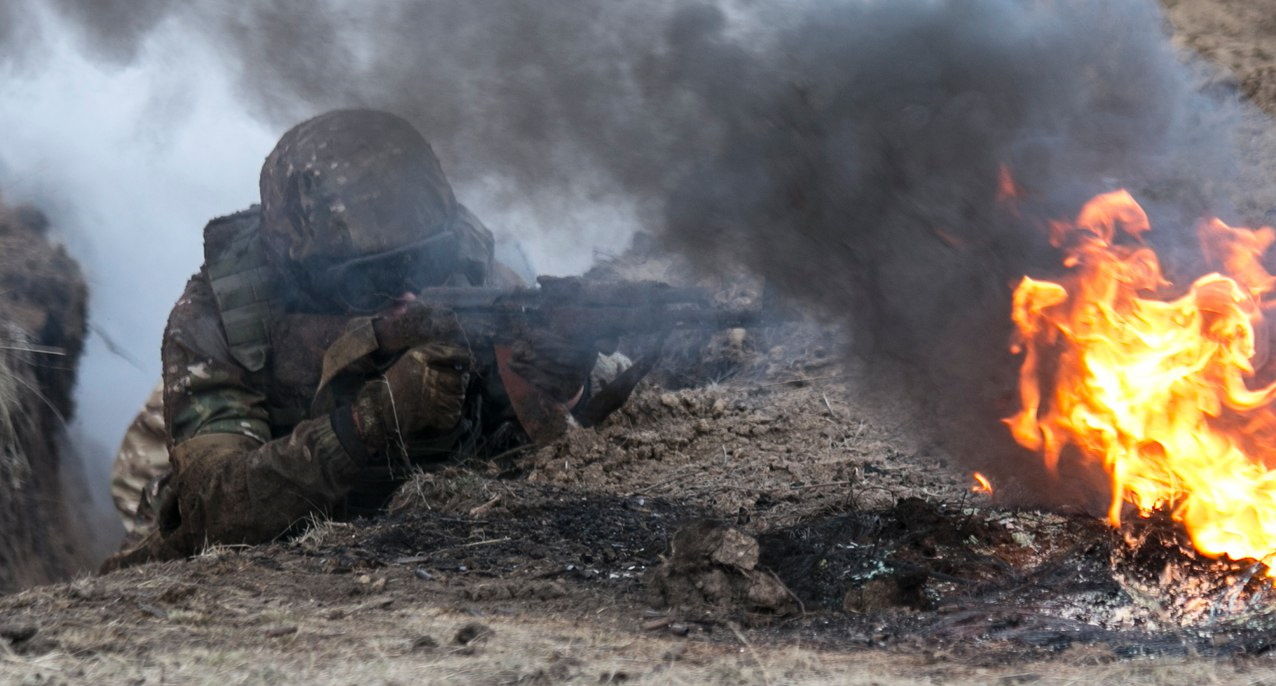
[203,206,280,373]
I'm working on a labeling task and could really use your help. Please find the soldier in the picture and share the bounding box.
[104,109,621,569]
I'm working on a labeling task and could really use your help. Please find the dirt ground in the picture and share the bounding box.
[7,1,1276,684]
[6,381,1276,684]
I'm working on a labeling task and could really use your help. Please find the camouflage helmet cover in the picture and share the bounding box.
[259,109,458,264]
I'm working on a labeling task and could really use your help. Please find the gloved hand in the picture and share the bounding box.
[372,304,465,355]
[350,342,473,450]
[506,328,599,404]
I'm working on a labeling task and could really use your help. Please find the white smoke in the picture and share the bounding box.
[0,7,274,534]
[0,5,639,542]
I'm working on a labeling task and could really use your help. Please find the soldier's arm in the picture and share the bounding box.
[158,272,365,554]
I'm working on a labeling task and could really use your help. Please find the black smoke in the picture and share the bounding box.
[646,0,1257,503]
[8,0,1270,504]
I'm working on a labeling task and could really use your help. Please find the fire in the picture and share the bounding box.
[1006,189,1276,567]
[971,472,994,495]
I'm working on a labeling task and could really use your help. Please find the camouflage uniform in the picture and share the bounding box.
[104,110,626,569]
[109,334,630,541]
[109,383,166,543]
[110,347,632,541]
[97,111,502,568]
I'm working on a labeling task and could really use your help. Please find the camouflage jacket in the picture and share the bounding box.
[159,205,519,547]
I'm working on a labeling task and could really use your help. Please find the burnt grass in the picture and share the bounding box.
[757,499,1276,661]
[302,483,706,597]
[293,477,1276,664]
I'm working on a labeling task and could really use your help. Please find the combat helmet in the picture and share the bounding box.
[259,109,464,311]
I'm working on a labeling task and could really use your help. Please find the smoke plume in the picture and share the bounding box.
[6,0,1276,507]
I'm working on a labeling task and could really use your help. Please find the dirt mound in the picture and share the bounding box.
[0,198,91,591]
[526,383,966,530]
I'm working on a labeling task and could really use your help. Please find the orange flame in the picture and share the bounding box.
[971,472,994,495]
[1007,189,1276,567]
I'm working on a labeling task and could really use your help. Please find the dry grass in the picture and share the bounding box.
[0,602,1274,686]
[0,321,35,489]
[291,516,354,552]
[389,467,504,515]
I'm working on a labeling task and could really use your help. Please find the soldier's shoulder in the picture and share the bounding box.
[206,205,261,229]
[203,205,261,247]
[202,205,262,268]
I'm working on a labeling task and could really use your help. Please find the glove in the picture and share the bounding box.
[506,328,599,404]
[373,304,466,355]
[350,342,473,450]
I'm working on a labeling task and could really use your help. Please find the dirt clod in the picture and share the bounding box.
[454,622,493,646]
[843,575,928,613]
[649,521,796,622]
[709,528,759,570]
[411,635,439,652]
[264,625,298,638]
[0,624,36,644]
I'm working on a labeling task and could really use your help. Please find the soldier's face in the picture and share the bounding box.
[310,230,459,314]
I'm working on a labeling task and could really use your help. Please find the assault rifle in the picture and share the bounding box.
[415,275,760,343]
[409,275,770,442]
